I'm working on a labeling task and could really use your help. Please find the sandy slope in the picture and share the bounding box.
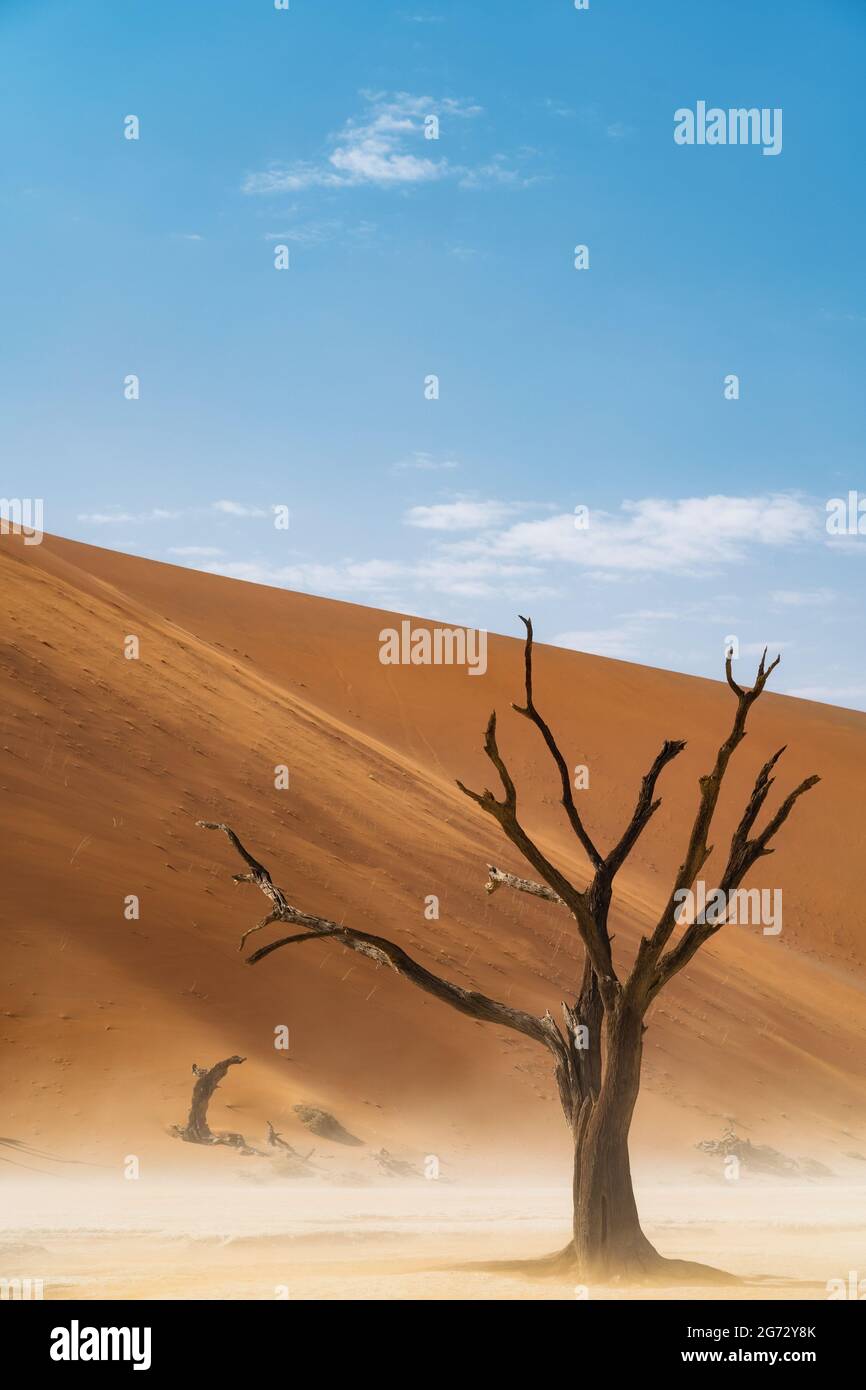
[1,529,864,1201]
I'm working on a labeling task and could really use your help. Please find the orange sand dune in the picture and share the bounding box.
[1,530,864,1185]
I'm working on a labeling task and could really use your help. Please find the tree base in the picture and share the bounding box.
[462,1239,739,1288]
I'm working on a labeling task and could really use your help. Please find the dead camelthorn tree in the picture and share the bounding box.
[171,1056,258,1155]
[199,617,819,1282]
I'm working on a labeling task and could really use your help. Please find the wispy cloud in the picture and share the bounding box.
[452,495,819,575]
[770,587,836,606]
[241,91,533,195]
[207,558,403,594]
[212,500,271,518]
[458,154,544,190]
[393,451,459,472]
[203,552,552,603]
[553,626,645,661]
[787,683,866,706]
[740,639,791,656]
[76,503,275,527]
[576,104,636,143]
[819,308,866,325]
[168,545,225,557]
[447,242,481,260]
[264,219,376,246]
[543,98,576,119]
[77,507,181,524]
[243,92,476,193]
[404,498,537,531]
[201,492,823,614]
[552,602,705,663]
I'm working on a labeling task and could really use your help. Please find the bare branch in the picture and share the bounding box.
[721,770,821,891]
[238,911,281,952]
[197,821,290,914]
[637,650,786,973]
[456,713,618,993]
[604,739,687,878]
[248,912,565,1050]
[455,711,516,814]
[247,927,344,954]
[484,864,563,905]
[510,616,604,871]
[725,645,780,701]
[199,821,572,1072]
[650,760,820,994]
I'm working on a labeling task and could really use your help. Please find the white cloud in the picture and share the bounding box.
[204,558,403,595]
[448,242,481,260]
[553,627,644,660]
[265,221,338,244]
[212,501,271,518]
[205,491,818,611]
[414,556,553,598]
[203,552,550,602]
[770,587,836,606]
[264,219,376,246]
[168,546,225,557]
[404,498,534,531]
[243,93,480,194]
[454,495,818,575]
[739,640,790,656]
[393,451,459,472]
[241,92,533,196]
[208,556,400,589]
[457,155,543,190]
[786,683,866,708]
[77,508,181,524]
[544,99,576,119]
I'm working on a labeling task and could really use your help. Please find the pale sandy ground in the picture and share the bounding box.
[1,1174,863,1301]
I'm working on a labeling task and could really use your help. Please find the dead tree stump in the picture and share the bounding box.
[171,1055,258,1154]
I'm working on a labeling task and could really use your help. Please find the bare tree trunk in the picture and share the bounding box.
[572,999,657,1278]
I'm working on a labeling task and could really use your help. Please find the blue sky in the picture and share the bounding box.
[2,0,865,705]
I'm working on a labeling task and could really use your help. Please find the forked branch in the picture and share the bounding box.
[461,628,818,1013]
[637,656,820,994]
[198,821,571,1074]
[511,615,603,871]
[456,713,617,993]
[604,739,687,878]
